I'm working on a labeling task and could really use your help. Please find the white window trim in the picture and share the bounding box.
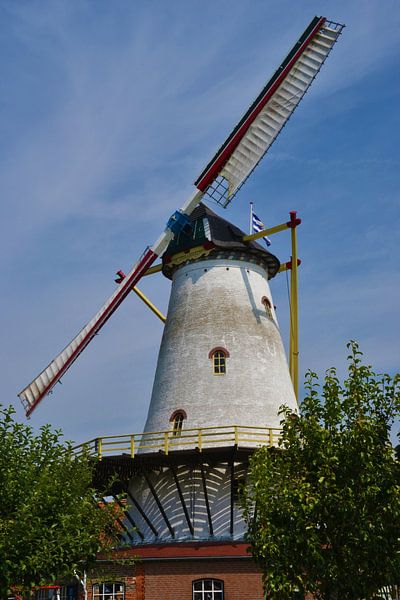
[192,579,224,600]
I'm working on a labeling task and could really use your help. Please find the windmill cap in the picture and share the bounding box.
[162,202,280,279]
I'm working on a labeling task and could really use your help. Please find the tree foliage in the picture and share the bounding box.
[243,342,400,599]
[0,405,124,597]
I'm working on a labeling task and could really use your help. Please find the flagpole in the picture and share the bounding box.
[249,202,253,235]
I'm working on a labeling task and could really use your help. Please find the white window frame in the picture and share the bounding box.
[92,583,125,600]
[192,579,224,600]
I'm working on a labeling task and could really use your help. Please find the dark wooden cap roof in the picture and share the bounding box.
[162,203,280,279]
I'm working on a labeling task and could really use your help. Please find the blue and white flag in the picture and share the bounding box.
[252,212,271,247]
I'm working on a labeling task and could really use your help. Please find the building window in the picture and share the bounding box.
[172,413,184,436]
[209,347,230,375]
[193,579,224,600]
[213,351,226,374]
[170,409,187,437]
[262,296,273,319]
[92,583,124,600]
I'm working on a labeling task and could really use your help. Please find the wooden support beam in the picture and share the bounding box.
[112,494,144,541]
[143,263,163,276]
[243,221,289,242]
[126,489,158,537]
[143,471,175,538]
[132,286,166,323]
[278,258,301,274]
[103,497,138,542]
[170,465,194,536]
[115,269,166,322]
[200,462,213,536]
[288,211,300,401]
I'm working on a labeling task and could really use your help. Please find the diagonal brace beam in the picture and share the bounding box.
[200,462,213,536]
[126,489,158,537]
[143,471,175,538]
[170,465,194,536]
[115,270,166,323]
[132,286,166,323]
[101,496,137,542]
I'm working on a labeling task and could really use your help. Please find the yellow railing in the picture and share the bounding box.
[74,425,282,460]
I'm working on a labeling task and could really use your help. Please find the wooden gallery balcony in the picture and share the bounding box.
[74,426,282,541]
[74,425,282,460]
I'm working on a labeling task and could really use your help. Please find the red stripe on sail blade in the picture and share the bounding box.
[196,17,326,192]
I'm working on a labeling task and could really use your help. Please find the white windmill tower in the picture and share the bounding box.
[18,15,344,597]
[121,202,299,543]
[143,202,297,437]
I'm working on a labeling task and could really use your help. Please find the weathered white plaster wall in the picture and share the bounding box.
[143,256,297,437]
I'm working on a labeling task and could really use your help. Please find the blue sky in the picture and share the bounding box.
[1,0,399,443]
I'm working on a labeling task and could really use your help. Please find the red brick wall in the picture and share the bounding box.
[135,564,145,600]
[82,558,263,600]
[143,559,264,600]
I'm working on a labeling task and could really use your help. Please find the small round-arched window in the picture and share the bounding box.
[262,296,273,320]
[209,347,230,375]
[213,351,226,374]
[170,409,187,437]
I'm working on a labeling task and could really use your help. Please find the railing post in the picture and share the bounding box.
[96,438,102,460]
[130,435,135,458]
[198,429,202,452]
[234,426,239,447]
[269,429,273,447]
[164,432,169,455]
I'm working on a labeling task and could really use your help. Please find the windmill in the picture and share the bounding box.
[18,15,345,598]
[19,16,344,419]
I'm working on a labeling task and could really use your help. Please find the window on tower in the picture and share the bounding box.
[213,351,226,374]
[170,409,187,437]
[209,347,230,375]
[193,579,224,600]
[173,413,184,436]
[262,296,274,320]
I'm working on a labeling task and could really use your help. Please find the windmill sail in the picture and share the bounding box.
[18,189,201,418]
[195,17,344,207]
[19,16,344,417]
[19,247,159,417]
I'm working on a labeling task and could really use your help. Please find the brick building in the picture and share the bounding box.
[82,544,264,600]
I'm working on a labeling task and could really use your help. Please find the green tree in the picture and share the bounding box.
[0,405,125,598]
[243,342,400,599]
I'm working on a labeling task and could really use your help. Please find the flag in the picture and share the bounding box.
[252,212,271,247]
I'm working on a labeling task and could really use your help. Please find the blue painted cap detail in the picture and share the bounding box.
[166,210,192,236]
